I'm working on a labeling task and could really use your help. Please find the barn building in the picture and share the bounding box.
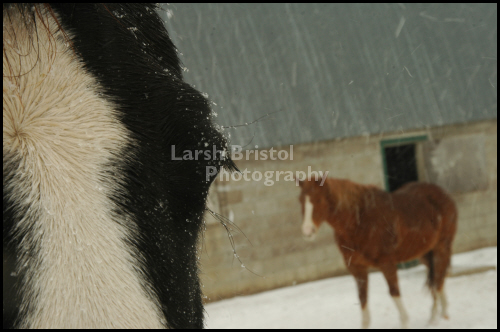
[163,4,497,302]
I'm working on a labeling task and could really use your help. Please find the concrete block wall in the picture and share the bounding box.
[199,119,497,302]
[429,120,497,252]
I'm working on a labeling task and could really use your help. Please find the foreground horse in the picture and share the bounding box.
[3,4,234,328]
[297,177,457,328]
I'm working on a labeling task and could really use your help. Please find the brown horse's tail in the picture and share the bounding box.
[423,251,436,291]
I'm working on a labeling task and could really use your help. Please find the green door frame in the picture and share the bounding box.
[380,135,428,269]
[380,135,428,192]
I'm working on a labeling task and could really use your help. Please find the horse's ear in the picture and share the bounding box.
[313,173,328,187]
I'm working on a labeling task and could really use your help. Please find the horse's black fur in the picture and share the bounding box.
[3,3,235,328]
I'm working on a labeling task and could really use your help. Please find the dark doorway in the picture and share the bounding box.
[384,143,420,269]
[384,144,418,192]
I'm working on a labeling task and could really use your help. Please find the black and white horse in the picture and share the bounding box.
[3,4,234,328]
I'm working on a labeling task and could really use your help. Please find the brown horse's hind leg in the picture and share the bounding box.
[421,251,440,325]
[430,246,452,324]
[380,265,409,329]
[439,286,449,319]
[423,243,452,325]
[349,266,370,329]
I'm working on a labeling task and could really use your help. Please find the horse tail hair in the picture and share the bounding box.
[424,251,436,291]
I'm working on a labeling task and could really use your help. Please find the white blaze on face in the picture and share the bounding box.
[301,195,316,239]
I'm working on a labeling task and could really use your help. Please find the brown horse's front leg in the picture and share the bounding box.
[380,264,409,329]
[348,265,370,329]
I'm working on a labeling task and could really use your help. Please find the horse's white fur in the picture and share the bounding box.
[361,306,370,329]
[392,296,409,329]
[301,195,316,239]
[361,297,408,329]
[3,9,164,328]
[429,288,448,325]
[439,288,449,319]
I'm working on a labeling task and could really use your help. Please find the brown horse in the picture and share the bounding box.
[297,177,457,328]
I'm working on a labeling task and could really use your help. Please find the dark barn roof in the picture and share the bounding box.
[161,4,497,148]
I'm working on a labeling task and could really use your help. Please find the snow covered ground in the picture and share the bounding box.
[205,247,497,329]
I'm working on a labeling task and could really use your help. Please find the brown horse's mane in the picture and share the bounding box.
[325,178,381,212]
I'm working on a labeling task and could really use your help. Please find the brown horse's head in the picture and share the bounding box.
[297,177,330,240]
